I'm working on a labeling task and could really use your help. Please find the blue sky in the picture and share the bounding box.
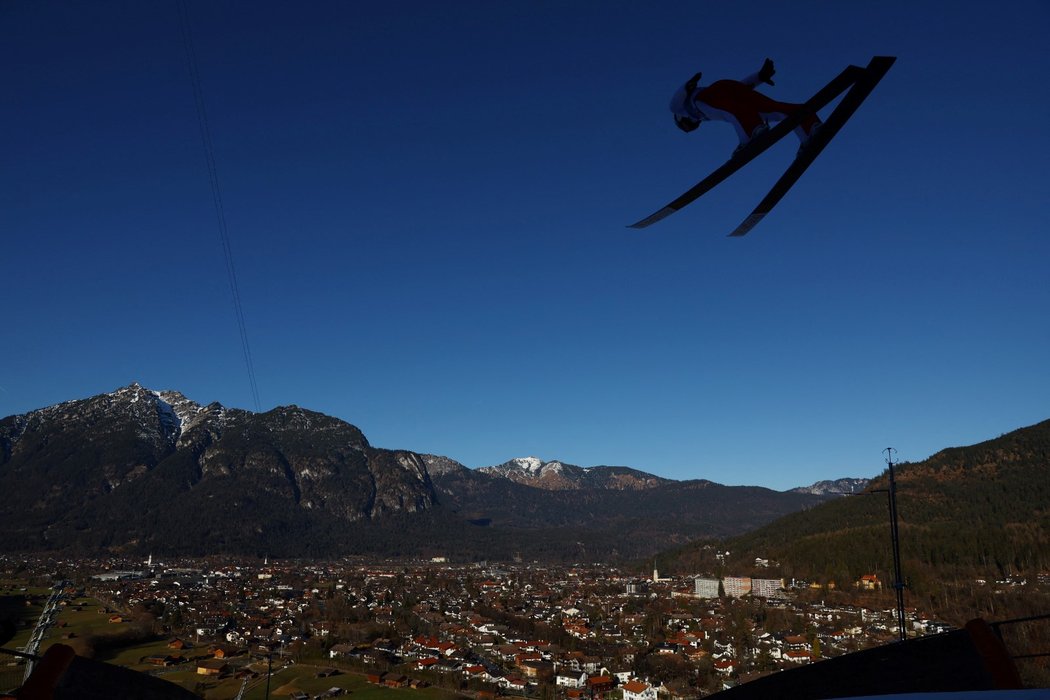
[3,1,1048,490]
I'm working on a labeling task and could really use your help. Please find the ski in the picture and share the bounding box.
[728,56,896,237]
[629,64,866,229]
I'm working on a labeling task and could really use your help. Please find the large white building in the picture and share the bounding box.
[751,578,784,599]
[723,576,752,598]
[694,577,720,598]
[555,672,587,689]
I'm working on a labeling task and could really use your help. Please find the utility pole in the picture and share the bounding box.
[264,651,273,700]
[884,447,907,642]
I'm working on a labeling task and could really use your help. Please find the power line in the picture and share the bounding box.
[883,447,906,642]
[176,0,261,412]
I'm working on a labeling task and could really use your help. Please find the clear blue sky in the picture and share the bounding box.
[3,1,1048,490]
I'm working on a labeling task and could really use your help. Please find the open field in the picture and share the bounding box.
[239,667,465,700]
[129,662,467,700]
[2,580,469,699]
[0,583,53,692]
[0,583,51,651]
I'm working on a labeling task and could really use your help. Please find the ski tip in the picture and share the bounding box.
[728,212,766,237]
[628,206,676,229]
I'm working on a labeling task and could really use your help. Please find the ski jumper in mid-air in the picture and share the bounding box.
[669,59,821,153]
[631,55,895,233]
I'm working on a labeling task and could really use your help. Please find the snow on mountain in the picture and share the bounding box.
[477,457,669,491]
[481,457,563,480]
[508,456,545,473]
[790,477,871,496]
[545,460,566,474]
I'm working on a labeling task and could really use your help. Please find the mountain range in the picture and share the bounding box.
[0,384,847,560]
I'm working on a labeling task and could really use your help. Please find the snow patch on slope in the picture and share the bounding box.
[509,457,544,474]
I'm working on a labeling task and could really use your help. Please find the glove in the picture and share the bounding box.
[684,72,702,94]
[759,58,775,86]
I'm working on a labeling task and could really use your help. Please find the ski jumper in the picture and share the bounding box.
[670,67,820,146]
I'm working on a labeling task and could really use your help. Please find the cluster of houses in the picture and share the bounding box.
[6,555,962,696]
[351,634,667,698]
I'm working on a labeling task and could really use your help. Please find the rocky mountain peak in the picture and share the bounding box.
[0,385,437,554]
[419,454,469,477]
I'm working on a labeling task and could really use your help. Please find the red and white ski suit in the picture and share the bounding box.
[670,68,820,145]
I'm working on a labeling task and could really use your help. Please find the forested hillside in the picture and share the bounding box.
[664,420,1050,603]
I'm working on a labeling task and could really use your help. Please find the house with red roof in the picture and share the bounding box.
[713,659,737,676]
[621,680,656,700]
[586,675,615,693]
[858,574,881,590]
[784,649,813,664]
